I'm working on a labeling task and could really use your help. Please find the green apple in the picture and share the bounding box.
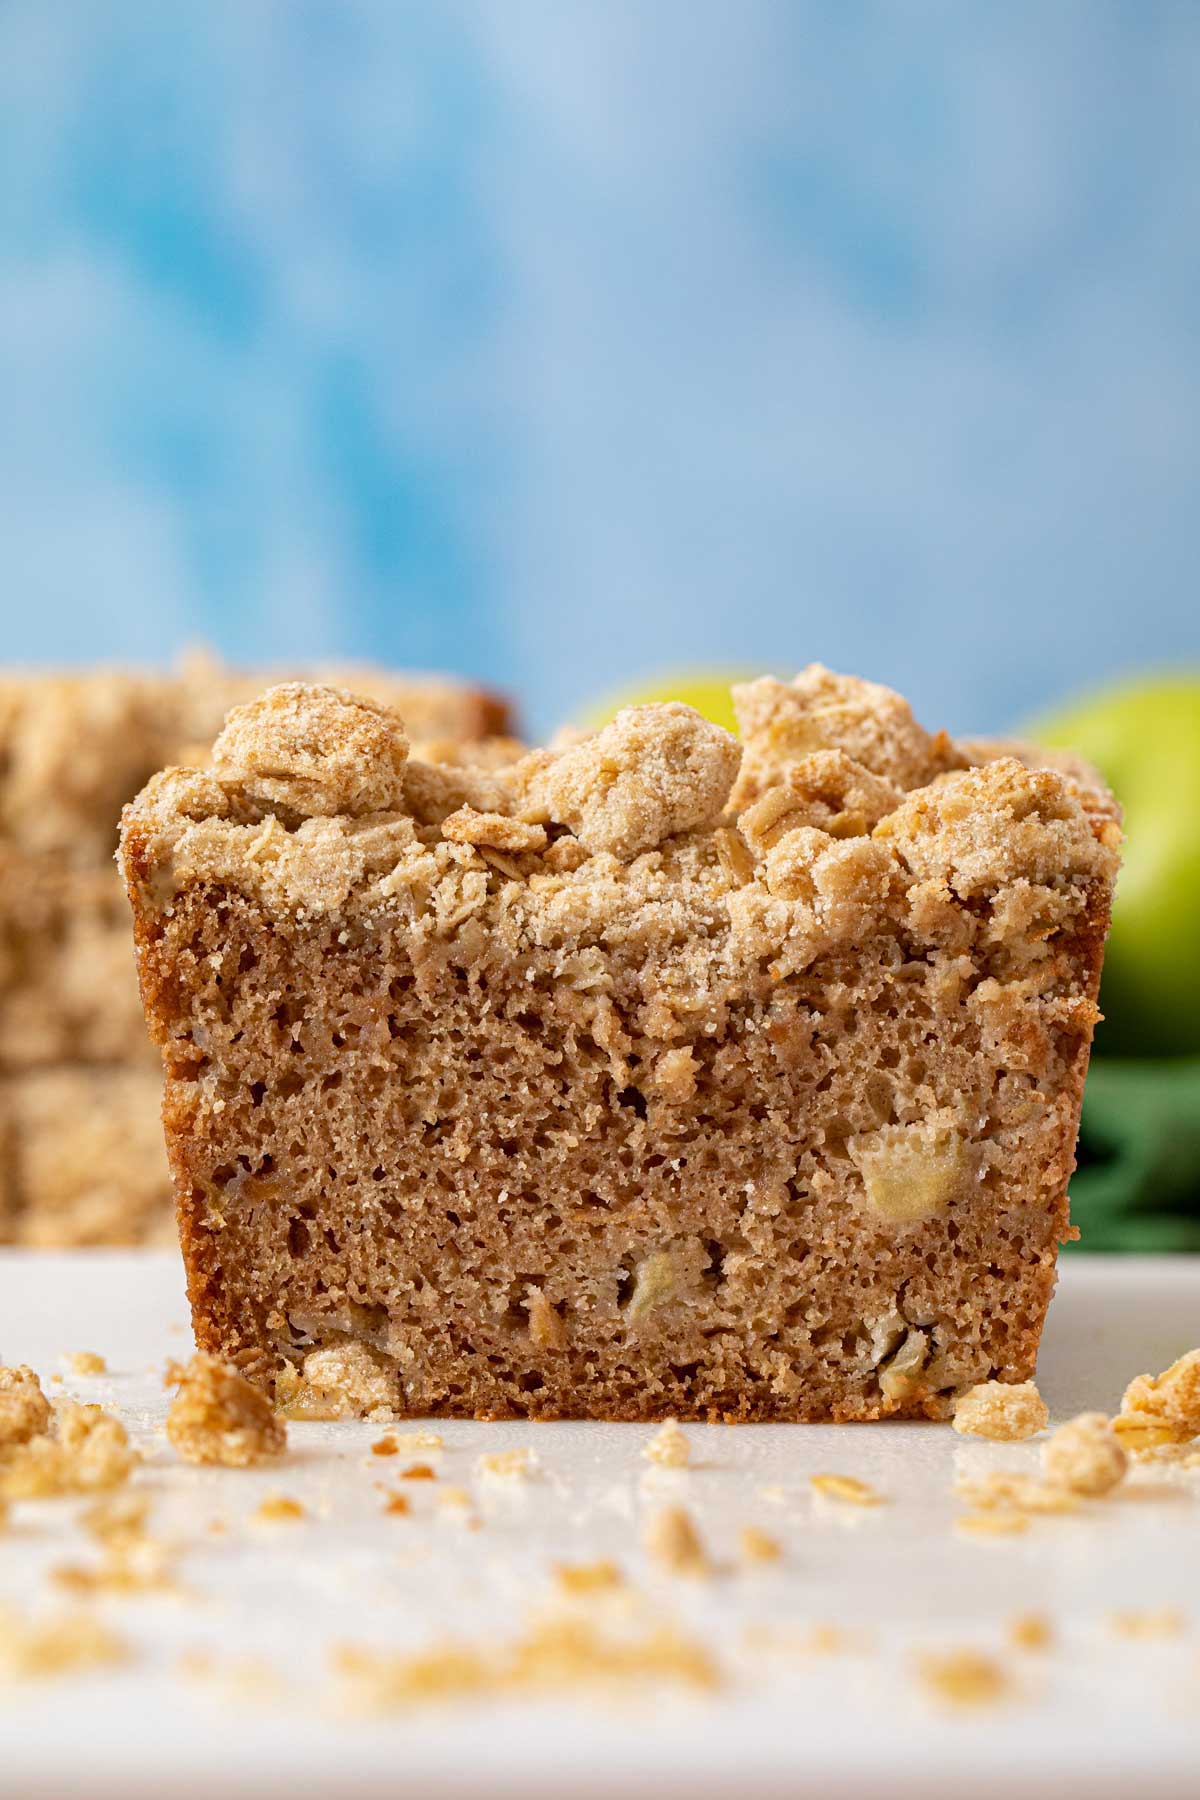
[580,670,756,739]
[1029,675,1200,1056]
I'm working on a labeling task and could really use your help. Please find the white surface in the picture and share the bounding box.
[1,1251,1198,1799]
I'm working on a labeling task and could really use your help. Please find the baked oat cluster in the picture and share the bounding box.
[120,665,1120,1421]
[0,654,514,1245]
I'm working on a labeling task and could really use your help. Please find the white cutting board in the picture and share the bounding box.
[1,1251,1198,1799]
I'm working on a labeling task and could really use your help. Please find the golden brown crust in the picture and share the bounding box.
[122,671,1119,1422]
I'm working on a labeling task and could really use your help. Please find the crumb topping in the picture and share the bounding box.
[953,1380,1048,1442]
[732,665,952,801]
[120,666,1120,1095]
[166,1353,286,1468]
[520,703,740,859]
[211,682,410,817]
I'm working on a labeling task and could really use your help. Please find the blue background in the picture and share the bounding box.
[2,2,1198,736]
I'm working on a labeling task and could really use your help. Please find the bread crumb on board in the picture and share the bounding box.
[952,1471,1078,1516]
[952,1380,1048,1442]
[554,1561,625,1596]
[1040,1413,1127,1497]
[1008,1613,1054,1652]
[916,1648,1012,1708]
[0,1606,129,1679]
[642,1418,690,1468]
[738,1525,783,1565]
[1116,1349,1200,1455]
[1107,1609,1186,1641]
[955,1512,1030,1539]
[476,1447,537,1483]
[810,1473,882,1507]
[254,1494,305,1524]
[166,1354,286,1468]
[643,1504,711,1577]
[0,1389,137,1499]
[334,1614,720,1711]
[0,1365,54,1448]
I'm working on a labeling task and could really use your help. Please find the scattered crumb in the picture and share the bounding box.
[0,1364,53,1448]
[738,1525,783,1565]
[643,1504,710,1577]
[642,1419,690,1469]
[64,1353,108,1378]
[1112,1412,1189,1456]
[743,1623,872,1658]
[955,1512,1030,1539]
[476,1447,537,1483]
[802,1624,869,1656]
[401,1463,437,1482]
[0,1606,129,1678]
[334,1614,719,1711]
[554,1561,625,1595]
[757,1483,787,1506]
[810,1473,882,1507]
[254,1494,305,1524]
[381,1492,411,1517]
[1108,1609,1186,1640]
[50,1375,63,1388]
[437,1486,478,1527]
[80,1491,152,1549]
[1008,1613,1054,1652]
[166,1354,286,1468]
[0,1402,137,1499]
[1041,1413,1127,1497]
[916,1648,1011,1709]
[369,1430,444,1464]
[391,1431,444,1455]
[952,1471,1078,1515]
[952,1380,1048,1442]
[178,1648,283,1704]
[54,1493,173,1596]
[51,1539,175,1598]
[1119,1349,1200,1445]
